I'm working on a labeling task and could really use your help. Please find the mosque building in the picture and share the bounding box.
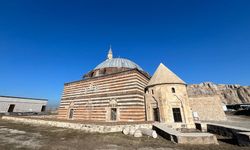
[58,47,150,122]
[58,47,226,128]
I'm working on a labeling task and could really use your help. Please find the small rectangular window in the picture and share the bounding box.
[152,89,154,95]
[69,109,74,119]
[111,108,117,121]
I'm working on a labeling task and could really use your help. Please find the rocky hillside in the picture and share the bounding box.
[187,82,250,104]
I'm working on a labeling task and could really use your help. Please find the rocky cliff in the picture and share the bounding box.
[187,82,250,104]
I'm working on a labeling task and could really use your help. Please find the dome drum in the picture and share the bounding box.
[84,67,135,78]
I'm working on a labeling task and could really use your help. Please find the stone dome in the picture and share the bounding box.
[94,58,143,71]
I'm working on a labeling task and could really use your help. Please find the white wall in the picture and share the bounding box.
[0,96,48,113]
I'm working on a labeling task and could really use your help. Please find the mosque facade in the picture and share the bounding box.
[58,48,226,128]
[58,48,150,122]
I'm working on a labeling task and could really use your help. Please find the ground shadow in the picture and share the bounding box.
[217,136,238,145]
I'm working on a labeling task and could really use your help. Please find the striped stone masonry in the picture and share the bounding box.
[58,69,149,122]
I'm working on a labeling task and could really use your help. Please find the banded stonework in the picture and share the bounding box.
[58,69,149,122]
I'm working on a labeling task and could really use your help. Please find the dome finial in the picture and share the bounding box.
[107,45,113,59]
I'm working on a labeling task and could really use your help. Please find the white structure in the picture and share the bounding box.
[0,95,48,113]
[222,103,228,111]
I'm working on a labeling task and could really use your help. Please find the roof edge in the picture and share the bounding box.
[146,82,187,88]
[65,68,150,85]
[0,95,48,101]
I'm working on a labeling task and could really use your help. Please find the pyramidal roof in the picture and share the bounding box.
[147,63,186,86]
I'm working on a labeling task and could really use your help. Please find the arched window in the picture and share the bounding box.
[171,87,175,93]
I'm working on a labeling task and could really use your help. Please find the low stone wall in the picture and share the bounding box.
[2,116,152,133]
[177,133,218,145]
[236,132,250,146]
[205,123,250,146]
[206,123,250,138]
[153,123,218,145]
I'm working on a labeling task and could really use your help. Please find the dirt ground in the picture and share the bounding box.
[0,118,249,150]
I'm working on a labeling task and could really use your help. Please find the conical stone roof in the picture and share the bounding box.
[147,63,186,87]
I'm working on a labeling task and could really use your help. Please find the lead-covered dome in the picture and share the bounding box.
[83,47,148,79]
[95,58,143,71]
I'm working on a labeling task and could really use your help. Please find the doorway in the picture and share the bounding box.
[8,104,15,112]
[41,105,46,112]
[172,108,182,122]
[153,108,160,121]
[110,108,117,121]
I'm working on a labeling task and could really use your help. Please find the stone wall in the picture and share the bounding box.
[206,123,250,146]
[2,116,152,133]
[189,95,227,121]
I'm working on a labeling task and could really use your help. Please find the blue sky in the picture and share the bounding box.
[0,0,249,106]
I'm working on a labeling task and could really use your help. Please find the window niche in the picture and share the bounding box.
[69,109,74,119]
[171,87,176,93]
[109,99,118,121]
[110,108,117,121]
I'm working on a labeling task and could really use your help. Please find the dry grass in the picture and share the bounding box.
[0,119,249,150]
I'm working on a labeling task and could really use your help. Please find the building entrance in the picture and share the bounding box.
[153,108,160,121]
[172,108,182,122]
[41,105,46,112]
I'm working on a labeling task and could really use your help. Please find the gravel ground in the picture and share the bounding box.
[0,117,250,150]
